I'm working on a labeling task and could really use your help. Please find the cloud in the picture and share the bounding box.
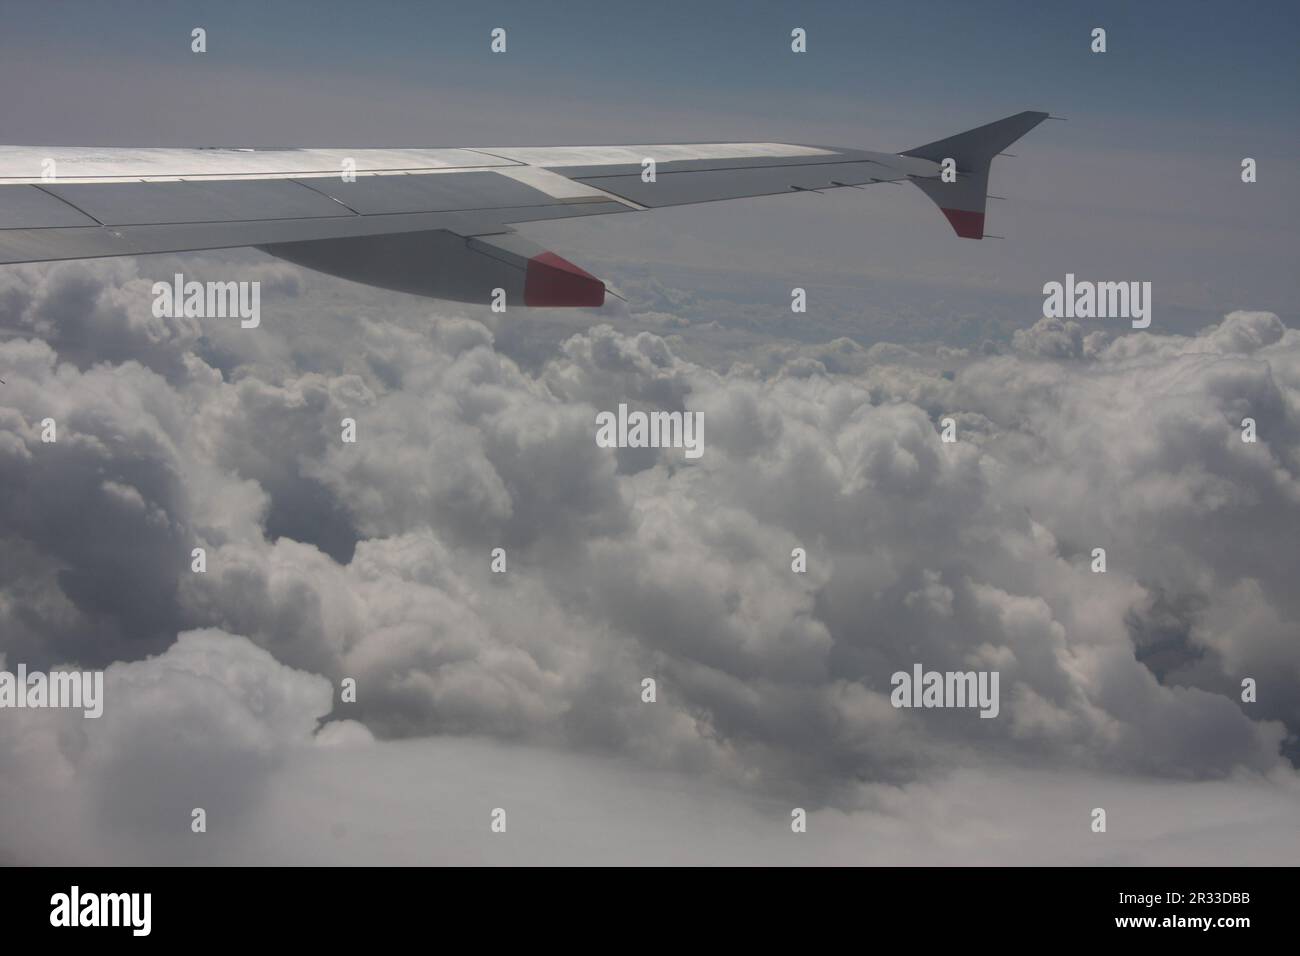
[1,258,1298,862]
[4,724,1298,865]
[1012,316,1111,360]
[0,628,371,864]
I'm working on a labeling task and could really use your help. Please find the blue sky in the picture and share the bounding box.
[4,0,1297,136]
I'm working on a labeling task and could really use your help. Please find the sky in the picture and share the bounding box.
[0,0,1298,865]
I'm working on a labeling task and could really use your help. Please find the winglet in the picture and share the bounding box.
[901,111,1049,239]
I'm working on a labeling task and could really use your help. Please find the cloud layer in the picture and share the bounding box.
[1,257,1297,861]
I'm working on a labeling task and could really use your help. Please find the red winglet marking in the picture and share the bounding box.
[524,252,606,307]
[940,208,986,239]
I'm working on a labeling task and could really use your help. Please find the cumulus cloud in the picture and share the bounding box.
[1,257,1298,861]
[0,629,369,864]
[1012,316,1110,360]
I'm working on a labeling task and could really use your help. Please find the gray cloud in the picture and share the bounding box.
[1,258,1298,861]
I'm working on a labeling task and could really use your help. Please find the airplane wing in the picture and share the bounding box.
[0,112,1048,306]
